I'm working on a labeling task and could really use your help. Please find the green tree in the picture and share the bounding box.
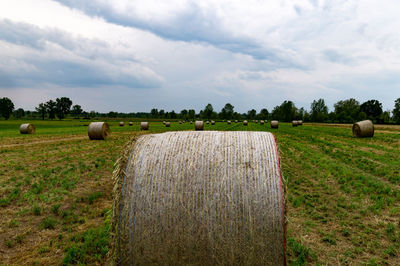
[220,103,234,119]
[310,98,328,122]
[0,97,14,120]
[150,108,158,118]
[170,110,177,119]
[14,108,25,119]
[45,100,57,119]
[259,108,269,120]
[247,109,257,119]
[159,109,165,118]
[393,98,400,124]
[71,105,83,118]
[334,98,360,123]
[360,100,382,122]
[55,97,73,120]
[271,101,297,122]
[180,109,188,120]
[203,104,214,119]
[36,103,47,120]
[188,109,195,120]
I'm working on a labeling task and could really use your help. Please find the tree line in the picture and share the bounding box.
[1,96,400,124]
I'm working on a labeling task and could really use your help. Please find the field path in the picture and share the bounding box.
[0,131,135,149]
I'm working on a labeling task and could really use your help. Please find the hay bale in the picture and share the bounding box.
[211,120,216,125]
[260,120,264,125]
[163,121,166,125]
[112,131,285,265]
[88,122,110,140]
[129,122,133,126]
[206,121,210,124]
[353,120,374,138]
[227,120,231,125]
[255,120,258,123]
[243,120,248,126]
[190,121,193,124]
[19,123,35,134]
[179,121,182,124]
[194,121,204,131]
[119,122,124,127]
[140,122,149,131]
[271,120,279,128]
[292,121,298,127]
[235,120,238,123]
[165,122,170,127]
[298,120,303,126]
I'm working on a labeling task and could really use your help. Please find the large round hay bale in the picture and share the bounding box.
[140,122,149,131]
[260,120,264,125]
[292,121,298,127]
[88,122,110,140]
[298,120,303,126]
[353,120,374,138]
[211,120,216,125]
[112,131,285,265]
[271,120,279,128]
[19,123,35,134]
[119,122,124,127]
[194,121,204,131]
[243,120,248,126]
[227,120,231,125]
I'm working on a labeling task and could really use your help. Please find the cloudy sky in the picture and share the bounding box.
[0,0,399,113]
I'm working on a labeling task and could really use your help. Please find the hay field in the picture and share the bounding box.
[0,120,399,265]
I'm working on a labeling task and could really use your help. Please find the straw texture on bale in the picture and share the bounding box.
[235,120,238,123]
[271,120,279,128]
[206,121,210,124]
[194,121,204,131]
[112,131,285,265]
[119,122,124,127]
[227,120,231,125]
[298,120,303,125]
[243,120,248,125]
[353,120,374,138]
[88,122,110,140]
[140,122,149,131]
[211,120,216,125]
[19,123,35,134]
[165,122,170,127]
[292,121,298,127]
[260,120,264,125]
[129,122,133,126]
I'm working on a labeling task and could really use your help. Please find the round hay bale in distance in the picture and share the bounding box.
[19,123,35,134]
[292,121,298,127]
[88,122,110,140]
[353,120,374,138]
[298,120,303,125]
[260,120,264,125]
[129,122,133,126]
[243,120,248,126]
[194,121,204,131]
[206,121,210,124]
[227,120,231,125]
[165,122,170,127]
[235,120,238,123]
[119,122,124,127]
[211,120,216,125]
[112,131,285,265]
[140,122,149,131]
[271,120,279,128]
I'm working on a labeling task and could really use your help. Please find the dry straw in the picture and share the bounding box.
[119,122,124,127]
[298,120,303,126]
[235,120,238,123]
[19,123,35,134]
[194,121,204,131]
[140,122,149,131]
[260,120,265,125]
[353,120,374,138]
[292,121,298,127]
[211,120,216,125]
[271,120,279,128]
[165,122,170,127]
[88,122,110,140]
[227,120,231,125]
[111,131,285,265]
[129,122,133,126]
[243,120,248,126]
[206,121,210,124]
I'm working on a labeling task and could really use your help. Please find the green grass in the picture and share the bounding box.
[0,120,399,264]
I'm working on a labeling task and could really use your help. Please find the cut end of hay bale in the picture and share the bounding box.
[353,120,374,138]
[260,120,265,125]
[292,120,298,127]
[271,120,279,128]
[88,122,110,140]
[119,122,124,127]
[140,122,149,131]
[194,121,204,130]
[211,121,216,125]
[111,131,285,265]
[19,123,36,134]
[297,120,303,125]
[227,120,231,124]
[243,120,248,125]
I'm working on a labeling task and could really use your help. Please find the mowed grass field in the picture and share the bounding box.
[0,120,399,265]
